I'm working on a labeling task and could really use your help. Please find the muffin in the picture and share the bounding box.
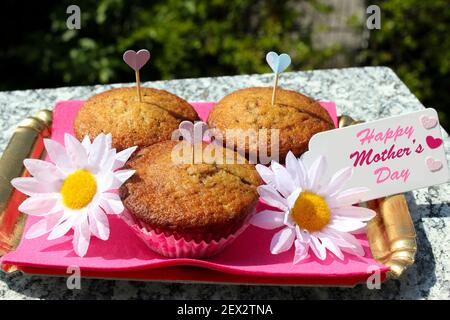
[207,87,334,162]
[119,140,262,258]
[74,87,199,151]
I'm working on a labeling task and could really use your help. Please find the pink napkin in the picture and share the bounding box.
[1,100,387,278]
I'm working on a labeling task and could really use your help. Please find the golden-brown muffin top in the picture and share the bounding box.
[119,140,261,235]
[207,87,334,160]
[74,87,199,151]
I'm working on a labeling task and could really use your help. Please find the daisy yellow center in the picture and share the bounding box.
[291,191,331,232]
[60,170,97,209]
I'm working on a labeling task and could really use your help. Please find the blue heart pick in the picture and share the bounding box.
[266,51,291,74]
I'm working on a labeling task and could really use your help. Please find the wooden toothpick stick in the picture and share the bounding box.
[135,70,142,102]
[271,73,279,105]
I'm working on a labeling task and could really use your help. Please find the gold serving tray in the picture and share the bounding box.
[0,111,417,279]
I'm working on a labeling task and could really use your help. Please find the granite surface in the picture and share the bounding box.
[0,67,449,300]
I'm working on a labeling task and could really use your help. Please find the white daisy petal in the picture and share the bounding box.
[73,213,91,257]
[11,177,58,196]
[283,210,295,228]
[297,158,308,189]
[319,166,353,197]
[286,188,302,209]
[271,161,295,197]
[255,164,276,187]
[327,187,370,208]
[257,185,288,211]
[307,155,326,192]
[315,228,340,242]
[327,229,365,256]
[99,193,124,214]
[81,135,91,151]
[285,151,301,187]
[47,211,77,240]
[25,211,64,239]
[270,227,295,254]
[309,235,327,260]
[328,217,367,232]
[18,196,59,216]
[23,159,64,183]
[105,133,113,148]
[89,207,110,240]
[341,246,364,257]
[295,225,311,244]
[101,149,117,172]
[96,172,114,193]
[115,169,136,183]
[88,133,107,172]
[65,133,88,169]
[109,170,136,189]
[319,235,344,260]
[293,239,309,264]
[46,201,65,215]
[340,236,364,256]
[251,210,285,229]
[332,206,376,221]
[113,146,138,170]
[43,139,73,173]
[89,214,100,239]
[320,228,358,247]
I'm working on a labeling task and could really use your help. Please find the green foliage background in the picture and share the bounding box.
[359,0,450,130]
[0,0,449,130]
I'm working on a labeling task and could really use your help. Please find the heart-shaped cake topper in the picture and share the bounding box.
[178,121,208,144]
[266,51,291,74]
[420,115,438,130]
[426,135,443,149]
[123,49,150,102]
[123,49,150,71]
[265,51,292,106]
[426,157,443,172]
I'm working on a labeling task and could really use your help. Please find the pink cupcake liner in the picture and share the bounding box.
[120,210,254,258]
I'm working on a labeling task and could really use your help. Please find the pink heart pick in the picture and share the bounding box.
[420,115,438,129]
[426,157,443,172]
[123,49,150,71]
[426,135,443,149]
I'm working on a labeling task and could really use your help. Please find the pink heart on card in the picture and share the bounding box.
[426,157,443,172]
[123,49,150,71]
[426,136,443,149]
[420,115,438,129]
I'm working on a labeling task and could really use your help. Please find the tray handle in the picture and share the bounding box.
[0,110,52,256]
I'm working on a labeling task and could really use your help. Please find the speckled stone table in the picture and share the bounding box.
[0,67,449,300]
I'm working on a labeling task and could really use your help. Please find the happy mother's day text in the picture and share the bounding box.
[349,125,423,184]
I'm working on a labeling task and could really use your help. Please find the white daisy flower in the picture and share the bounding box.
[251,151,376,264]
[11,133,137,257]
